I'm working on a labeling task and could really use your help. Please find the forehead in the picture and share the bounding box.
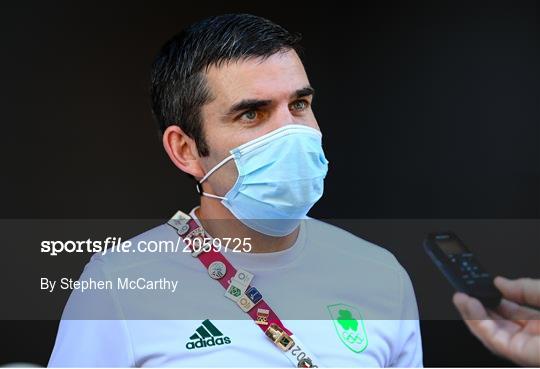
[204,50,309,105]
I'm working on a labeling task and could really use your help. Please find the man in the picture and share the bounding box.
[49,14,422,367]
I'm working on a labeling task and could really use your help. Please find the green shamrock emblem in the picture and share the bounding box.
[337,309,358,331]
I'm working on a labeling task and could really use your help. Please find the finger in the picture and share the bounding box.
[495,299,540,324]
[495,276,540,308]
[453,292,489,320]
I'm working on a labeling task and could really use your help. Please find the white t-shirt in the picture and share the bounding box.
[48,209,423,367]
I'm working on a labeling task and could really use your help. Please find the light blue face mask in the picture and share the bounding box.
[196,124,329,237]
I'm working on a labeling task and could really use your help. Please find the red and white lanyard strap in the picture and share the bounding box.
[167,211,320,368]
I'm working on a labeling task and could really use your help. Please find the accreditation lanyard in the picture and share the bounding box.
[167,210,320,368]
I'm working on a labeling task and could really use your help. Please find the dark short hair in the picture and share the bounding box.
[150,14,302,157]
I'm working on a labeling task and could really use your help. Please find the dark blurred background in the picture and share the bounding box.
[1,0,538,367]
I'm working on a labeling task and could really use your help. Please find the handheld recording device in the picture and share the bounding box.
[423,231,502,308]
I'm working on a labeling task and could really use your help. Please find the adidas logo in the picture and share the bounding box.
[185,319,232,350]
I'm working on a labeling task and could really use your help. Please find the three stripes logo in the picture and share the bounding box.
[185,319,232,350]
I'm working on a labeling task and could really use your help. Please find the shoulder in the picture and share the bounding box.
[304,218,405,274]
[303,218,419,320]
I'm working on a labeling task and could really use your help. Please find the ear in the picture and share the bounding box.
[162,125,205,178]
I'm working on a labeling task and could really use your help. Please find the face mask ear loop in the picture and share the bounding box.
[196,154,234,200]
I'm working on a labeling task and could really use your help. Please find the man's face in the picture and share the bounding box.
[198,49,319,196]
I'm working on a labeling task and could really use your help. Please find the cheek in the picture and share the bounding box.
[205,158,238,196]
[216,159,240,193]
[302,111,320,131]
[201,145,239,195]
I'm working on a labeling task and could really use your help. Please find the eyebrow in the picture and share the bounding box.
[293,86,315,99]
[225,99,272,117]
[224,85,315,117]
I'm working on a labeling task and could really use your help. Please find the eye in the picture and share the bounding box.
[290,100,309,111]
[241,110,257,121]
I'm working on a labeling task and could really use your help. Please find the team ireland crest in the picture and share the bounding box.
[327,303,368,353]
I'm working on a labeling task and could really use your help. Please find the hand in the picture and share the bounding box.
[453,276,540,367]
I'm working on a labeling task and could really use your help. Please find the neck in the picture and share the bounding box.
[196,196,299,253]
